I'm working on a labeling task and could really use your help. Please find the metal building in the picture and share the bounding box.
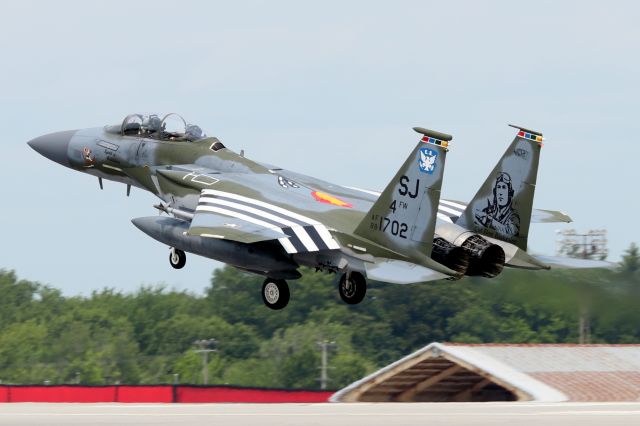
[331,343,640,402]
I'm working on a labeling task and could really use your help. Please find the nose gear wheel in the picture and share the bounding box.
[169,248,186,269]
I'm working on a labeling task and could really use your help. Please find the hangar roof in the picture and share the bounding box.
[331,343,640,402]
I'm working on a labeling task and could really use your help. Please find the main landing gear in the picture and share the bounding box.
[169,248,186,269]
[261,271,367,310]
[338,271,367,305]
[262,278,290,310]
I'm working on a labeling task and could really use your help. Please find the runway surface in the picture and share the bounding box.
[0,402,639,426]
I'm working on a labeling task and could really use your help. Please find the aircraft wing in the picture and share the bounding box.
[124,165,282,244]
[184,184,290,243]
[438,199,572,224]
[186,189,342,255]
[187,205,289,244]
[530,209,572,223]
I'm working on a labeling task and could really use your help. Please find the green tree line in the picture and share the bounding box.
[0,244,638,388]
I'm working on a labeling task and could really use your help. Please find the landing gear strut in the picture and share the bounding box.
[262,278,290,310]
[338,271,367,304]
[169,248,186,269]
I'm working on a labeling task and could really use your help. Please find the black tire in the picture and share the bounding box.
[169,248,186,269]
[338,272,367,304]
[262,279,290,310]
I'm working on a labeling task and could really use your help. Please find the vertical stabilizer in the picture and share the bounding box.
[456,125,543,250]
[355,127,450,259]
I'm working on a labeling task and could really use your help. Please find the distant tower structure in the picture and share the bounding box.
[556,229,608,260]
[555,229,608,344]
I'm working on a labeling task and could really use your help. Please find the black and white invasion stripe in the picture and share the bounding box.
[197,189,340,254]
[344,186,467,224]
[437,199,466,223]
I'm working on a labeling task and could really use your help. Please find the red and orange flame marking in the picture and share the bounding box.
[311,191,353,208]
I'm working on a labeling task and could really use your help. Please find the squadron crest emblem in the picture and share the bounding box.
[418,147,437,174]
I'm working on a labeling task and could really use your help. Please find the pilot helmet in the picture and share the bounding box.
[147,115,162,132]
[186,124,203,140]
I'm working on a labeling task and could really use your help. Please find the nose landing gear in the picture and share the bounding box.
[169,248,186,269]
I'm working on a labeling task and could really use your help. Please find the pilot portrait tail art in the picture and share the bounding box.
[456,126,542,251]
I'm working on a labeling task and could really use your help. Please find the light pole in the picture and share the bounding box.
[193,338,218,385]
[317,340,336,390]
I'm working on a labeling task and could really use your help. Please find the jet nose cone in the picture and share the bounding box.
[27,130,76,167]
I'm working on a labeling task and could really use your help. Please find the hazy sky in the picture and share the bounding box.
[2,1,639,295]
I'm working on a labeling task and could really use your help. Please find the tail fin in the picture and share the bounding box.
[456,125,543,250]
[355,127,450,260]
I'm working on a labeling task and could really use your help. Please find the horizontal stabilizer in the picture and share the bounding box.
[505,248,551,270]
[439,199,573,224]
[532,255,616,270]
[365,259,450,284]
[531,209,572,223]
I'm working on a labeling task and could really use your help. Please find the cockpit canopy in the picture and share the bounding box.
[118,113,207,142]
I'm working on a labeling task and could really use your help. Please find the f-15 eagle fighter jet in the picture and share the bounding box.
[28,114,605,309]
